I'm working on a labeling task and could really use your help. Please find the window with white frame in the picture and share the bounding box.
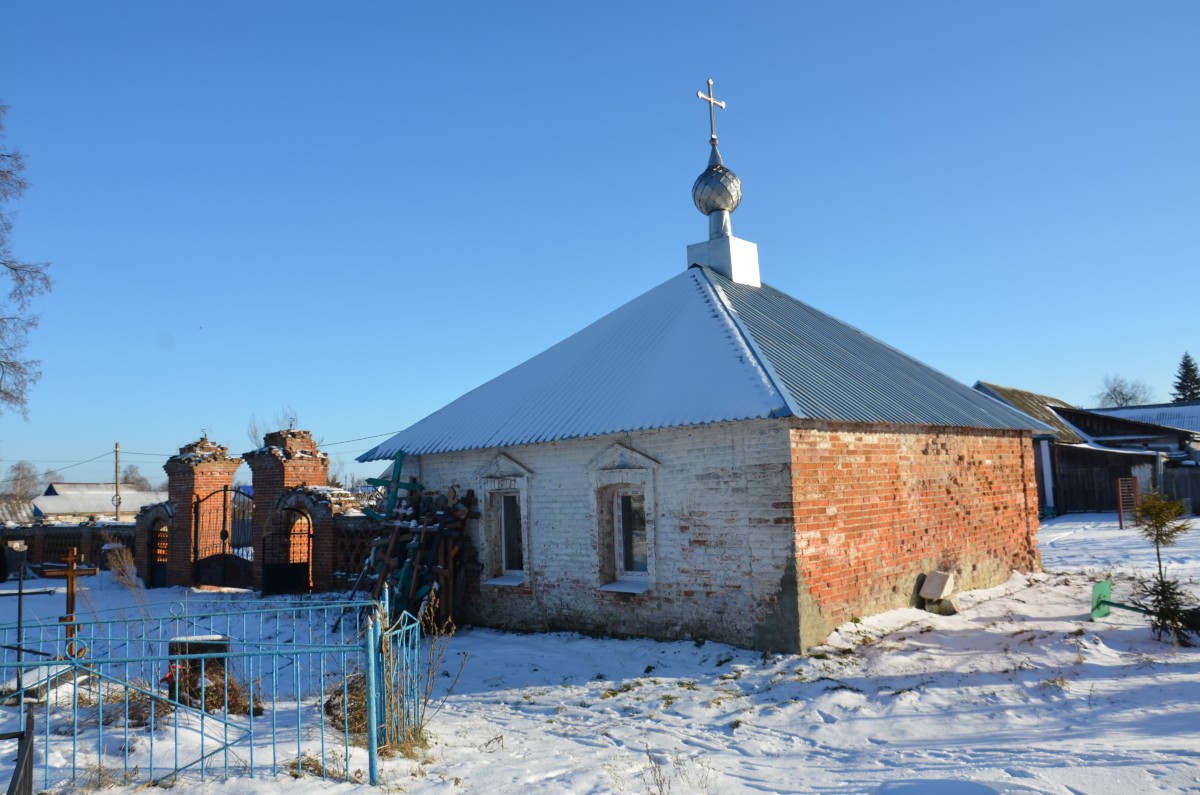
[613,488,647,577]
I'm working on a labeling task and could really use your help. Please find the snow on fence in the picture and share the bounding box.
[0,596,420,789]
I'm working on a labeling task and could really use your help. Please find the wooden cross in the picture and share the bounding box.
[696,78,726,140]
[46,547,96,657]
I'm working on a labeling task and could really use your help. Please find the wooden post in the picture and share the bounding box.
[45,547,97,657]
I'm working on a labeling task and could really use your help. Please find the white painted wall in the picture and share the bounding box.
[404,418,797,649]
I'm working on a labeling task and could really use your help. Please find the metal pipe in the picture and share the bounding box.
[365,616,380,785]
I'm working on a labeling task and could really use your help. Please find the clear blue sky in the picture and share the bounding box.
[2,2,1197,486]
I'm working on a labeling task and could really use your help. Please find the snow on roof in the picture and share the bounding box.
[360,266,1049,461]
[33,490,168,518]
[1092,401,1200,433]
[1060,441,1159,458]
[0,499,34,525]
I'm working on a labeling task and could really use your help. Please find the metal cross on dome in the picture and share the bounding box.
[696,78,726,141]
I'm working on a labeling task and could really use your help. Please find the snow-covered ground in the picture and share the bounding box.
[3,512,1200,794]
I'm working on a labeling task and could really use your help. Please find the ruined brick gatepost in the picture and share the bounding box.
[243,430,329,590]
[275,485,363,590]
[159,437,242,587]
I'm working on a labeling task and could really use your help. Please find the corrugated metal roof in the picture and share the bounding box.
[33,491,168,518]
[708,270,1051,431]
[359,266,1048,461]
[0,499,34,525]
[1093,402,1200,433]
[359,269,789,459]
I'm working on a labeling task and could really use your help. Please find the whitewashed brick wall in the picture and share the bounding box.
[404,418,799,650]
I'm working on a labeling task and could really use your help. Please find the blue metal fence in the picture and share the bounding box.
[0,595,421,789]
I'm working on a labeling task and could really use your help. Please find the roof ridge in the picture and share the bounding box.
[692,266,796,419]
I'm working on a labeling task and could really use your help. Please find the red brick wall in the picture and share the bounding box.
[272,488,339,591]
[162,438,242,587]
[791,422,1040,647]
[244,430,328,589]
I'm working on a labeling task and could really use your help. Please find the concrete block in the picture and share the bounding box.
[919,570,955,601]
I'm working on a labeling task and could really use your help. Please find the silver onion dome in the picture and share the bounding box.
[692,140,742,216]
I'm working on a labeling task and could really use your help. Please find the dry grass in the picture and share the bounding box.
[324,671,370,739]
[285,751,368,782]
[71,679,175,730]
[323,590,468,759]
[162,660,262,716]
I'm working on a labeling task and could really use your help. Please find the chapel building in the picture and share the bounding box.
[359,82,1047,652]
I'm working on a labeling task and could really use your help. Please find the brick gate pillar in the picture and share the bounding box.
[243,430,329,589]
[163,437,243,587]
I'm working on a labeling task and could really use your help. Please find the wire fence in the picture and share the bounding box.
[0,596,420,790]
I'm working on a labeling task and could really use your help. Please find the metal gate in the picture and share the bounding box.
[148,520,169,589]
[192,486,254,588]
[262,508,312,595]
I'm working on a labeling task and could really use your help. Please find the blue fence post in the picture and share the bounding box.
[364,616,379,786]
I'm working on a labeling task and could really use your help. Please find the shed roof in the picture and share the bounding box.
[360,267,1048,461]
[33,490,168,519]
[972,382,1083,443]
[0,499,34,525]
[1091,401,1200,433]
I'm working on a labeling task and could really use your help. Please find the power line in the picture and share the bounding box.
[0,431,399,488]
[40,451,112,473]
[0,450,113,488]
[320,431,401,448]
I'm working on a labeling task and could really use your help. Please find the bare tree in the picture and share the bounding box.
[326,459,345,489]
[1094,375,1154,408]
[0,104,53,417]
[2,460,48,499]
[121,464,153,491]
[246,405,300,447]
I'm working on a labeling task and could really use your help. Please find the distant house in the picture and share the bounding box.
[973,382,1196,514]
[34,482,169,524]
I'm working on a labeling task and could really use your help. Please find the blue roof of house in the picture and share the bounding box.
[359,265,1048,460]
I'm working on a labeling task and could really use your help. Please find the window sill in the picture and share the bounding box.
[483,573,525,587]
[598,579,648,594]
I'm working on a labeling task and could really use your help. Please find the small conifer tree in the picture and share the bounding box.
[1171,352,1200,403]
[1132,492,1196,646]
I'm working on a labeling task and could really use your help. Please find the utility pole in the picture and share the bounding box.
[113,442,122,522]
